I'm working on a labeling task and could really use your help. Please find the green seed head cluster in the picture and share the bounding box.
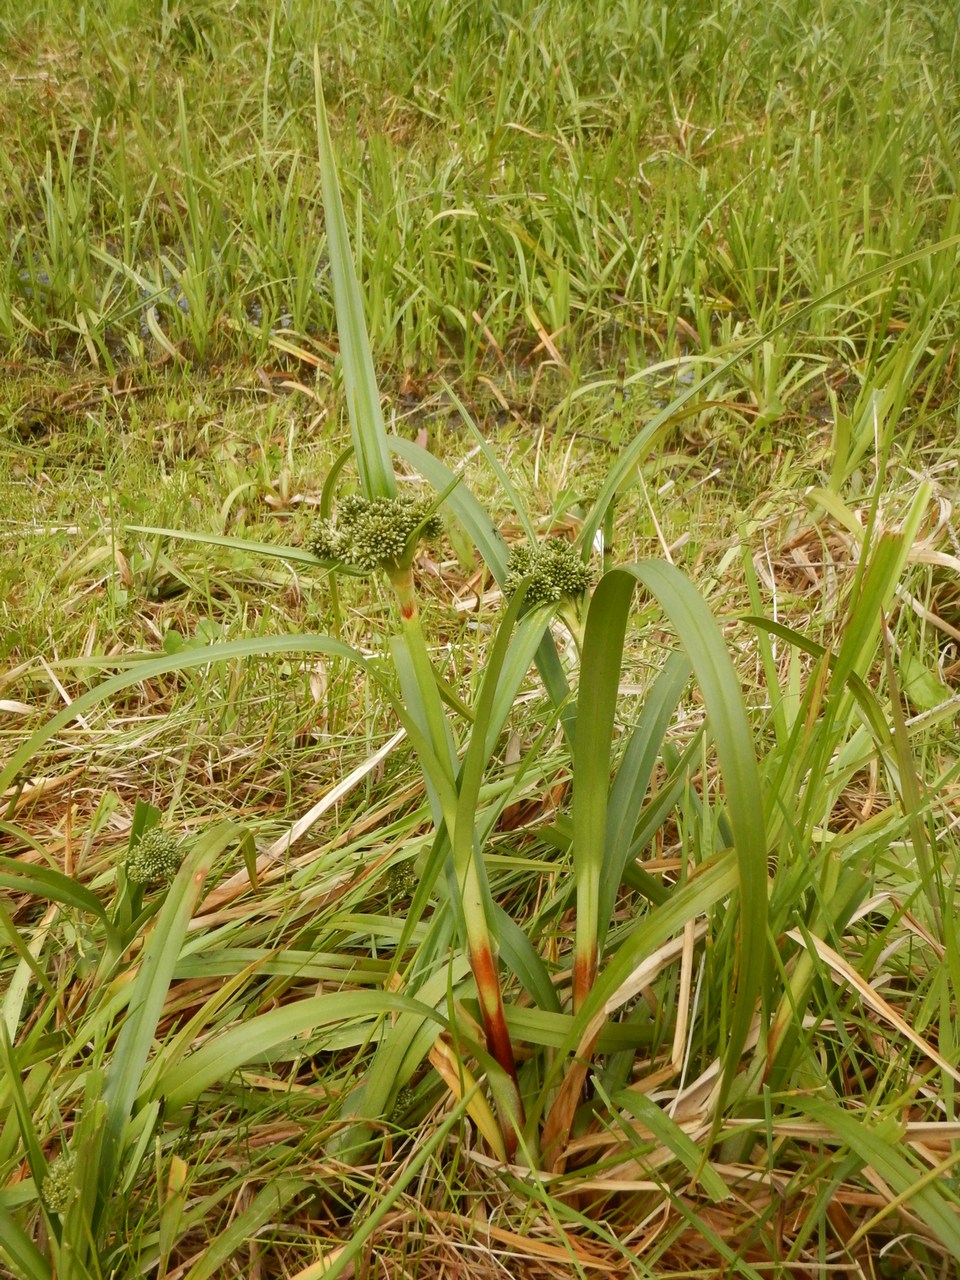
[385,859,419,898]
[306,495,441,572]
[391,1083,419,1119]
[126,828,182,886]
[43,1152,76,1213]
[505,539,593,607]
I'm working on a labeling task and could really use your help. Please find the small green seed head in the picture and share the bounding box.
[306,495,440,573]
[126,828,182,886]
[43,1152,76,1213]
[391,1083,419,1119]
[385,859,419,898]
[304,520,345,562]
[505,539,593,607]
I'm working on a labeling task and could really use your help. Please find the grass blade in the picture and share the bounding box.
[99,823,244,1209]
[579,239,960,556]
[799,1097,960,1256]
[600,650,691,944]
[0,1202,51,1280]
[314,52,395,500]
[0,634,449,806]
[181,1179,311,1280]
[572,564,767,1124]
[126,525,333,568]
[157,990,444,1111]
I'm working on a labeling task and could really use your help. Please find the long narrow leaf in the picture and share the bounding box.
[0,1023,47,1201]
[390,436,508,576]
[0,635,449,817]
[181,1179,311,1280]
[531,850,739,1134]
[0,859,114,930]
[125,524,337,568]
[332,941,464,1159]
[599,650,691,943]
[99,823,243,1208]
[572,563,767,1125]
[389,436,575,740]
[0,1202,51,1280]
[158,990,444,1111]
[314,53,395,499]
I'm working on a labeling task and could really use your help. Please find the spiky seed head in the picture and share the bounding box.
[43,1152,76,1213]
[505,539,592,607]
[126,828,182,886]
[386,859,419,898]
[304,520,345,562]
[391,1083,419,1119]
[306,495,441,573]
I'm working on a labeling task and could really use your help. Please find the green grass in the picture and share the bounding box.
[2,0,960,1276]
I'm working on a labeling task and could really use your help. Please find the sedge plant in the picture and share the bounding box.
[0,55,769,1183]
[96,59,774,1167]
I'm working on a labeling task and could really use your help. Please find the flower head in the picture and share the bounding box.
[504,539,593,608]
[43,1152,76,1213]
[391,1083,419,1120]
[385,858,419,898]
[126,828,182,886]
[306,494,441,573]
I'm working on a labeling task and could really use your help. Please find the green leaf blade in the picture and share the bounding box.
[314,53,396,500]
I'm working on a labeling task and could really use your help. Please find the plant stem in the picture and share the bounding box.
[386,563,524,1156]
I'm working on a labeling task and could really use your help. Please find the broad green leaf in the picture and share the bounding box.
[572,561,768,1112]
[0,860,121,1041]
[494,906,561,1014]
[451,594,552,909]
[390,633,458,829]
[334,937,464,1159]
[389,437,508,577]
[600,650,691,943]
[899,641,951,714]
[503,1006,652,1053]
[447,593,559,1096]
[607,1086,730,1202]
[0,858,113,927]
[528,849,739,1133]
